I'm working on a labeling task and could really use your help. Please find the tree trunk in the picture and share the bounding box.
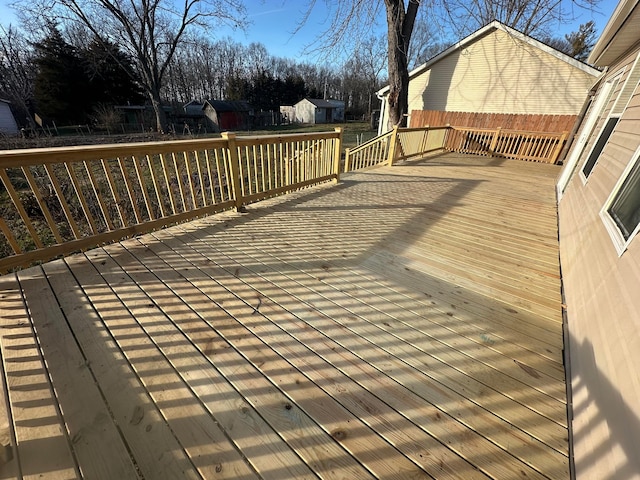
[149,89,168,133]
[384,0,420,129]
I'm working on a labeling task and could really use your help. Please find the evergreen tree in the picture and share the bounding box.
[83,38,145,106]
[565,21,597,62]
[33,26,90,124]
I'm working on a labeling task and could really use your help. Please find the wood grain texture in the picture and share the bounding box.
[0,152,567,479]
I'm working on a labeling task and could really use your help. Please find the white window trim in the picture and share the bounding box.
[578,68,625,185]
[600,142,640,256]
[579,114,621,184]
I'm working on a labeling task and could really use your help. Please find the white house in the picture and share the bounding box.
[0,100,19,135]
[376,21,600,133]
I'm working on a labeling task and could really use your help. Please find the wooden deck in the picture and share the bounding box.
[0,152,568,479]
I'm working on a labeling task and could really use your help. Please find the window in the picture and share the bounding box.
[581,117,619,177]
[582,54,640,180]
[557,73,622,198]
[601,145,640,255]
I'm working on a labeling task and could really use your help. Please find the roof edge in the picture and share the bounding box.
[378,20,600,96]
[588,0,640,65]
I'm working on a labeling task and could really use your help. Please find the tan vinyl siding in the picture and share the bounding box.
[558,49,640,478]
[406,29,596,118]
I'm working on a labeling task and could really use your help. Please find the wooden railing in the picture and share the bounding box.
[395,126,449,162]
[344,129,395,172]
[0,129,342,272]
[445,127,567,163]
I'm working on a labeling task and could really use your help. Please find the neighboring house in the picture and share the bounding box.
[556,0,640,477]
[203,100,252,132]
[0,99,19,135]
[293,98,345,124]
[376,21,600,133]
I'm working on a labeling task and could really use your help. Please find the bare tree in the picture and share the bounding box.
[18,0,246,132]
[441,0,600,38]
[0,25,37,128]
[299,0,421,128]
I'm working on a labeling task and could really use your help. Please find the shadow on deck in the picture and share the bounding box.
[0,152,567,479]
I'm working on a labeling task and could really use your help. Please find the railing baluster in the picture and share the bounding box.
[204,149,215,204]
[0,168,44,248]
[118,156,142,224]
[172,152,187,212]
[84,160,114,231]
[146,154,166,219]
[132,154,155,221]
[21,166,63,243]
[159,153,177,215]
[0,218,21,254]
[184,150,197,210]
[195,150,206,207]
[44,163,82,238]
[66,162,99,234]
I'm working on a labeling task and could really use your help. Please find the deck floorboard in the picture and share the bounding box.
[0,153,568,479]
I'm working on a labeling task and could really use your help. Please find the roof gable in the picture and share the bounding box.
[378,20,600,95]
[294,98,345,108]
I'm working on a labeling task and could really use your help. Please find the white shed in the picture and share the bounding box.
[0,100,19,135]
[293,98,345,124]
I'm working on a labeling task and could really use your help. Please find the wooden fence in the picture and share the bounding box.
[410,110,577,133]
[0,129,342,272]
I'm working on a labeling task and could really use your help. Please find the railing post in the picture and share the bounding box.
[489,127,502,155]
[344,147,351,173]
[333,127,343,182]
[387,125,399,166]
[222,132,244,211]
[549,131,568,165]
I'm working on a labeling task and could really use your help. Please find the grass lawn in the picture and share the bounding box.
[0,122,377,151]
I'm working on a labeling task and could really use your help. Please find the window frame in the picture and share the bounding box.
[600,143,640,256]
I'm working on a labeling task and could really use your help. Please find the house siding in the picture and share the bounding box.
[558,47,640,478]
[380,25,599,131]
[0,101,18,135]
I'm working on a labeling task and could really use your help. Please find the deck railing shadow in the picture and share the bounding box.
[0,129,342,272]
[569,335,640,478]
[0,144,567,478]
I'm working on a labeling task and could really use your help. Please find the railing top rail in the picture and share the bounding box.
[235,130,341,146]
[347,129,393,155]
[0,130,343,168]
[450,126,565,136]
[0,137,228,167]
[398,126,449,133]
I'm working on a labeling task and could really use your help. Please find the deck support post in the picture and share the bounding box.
[387,125,399,166]
[333,127,343,182]
[222,132,244,211]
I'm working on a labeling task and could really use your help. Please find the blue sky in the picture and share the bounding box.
[0,0,622,61]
